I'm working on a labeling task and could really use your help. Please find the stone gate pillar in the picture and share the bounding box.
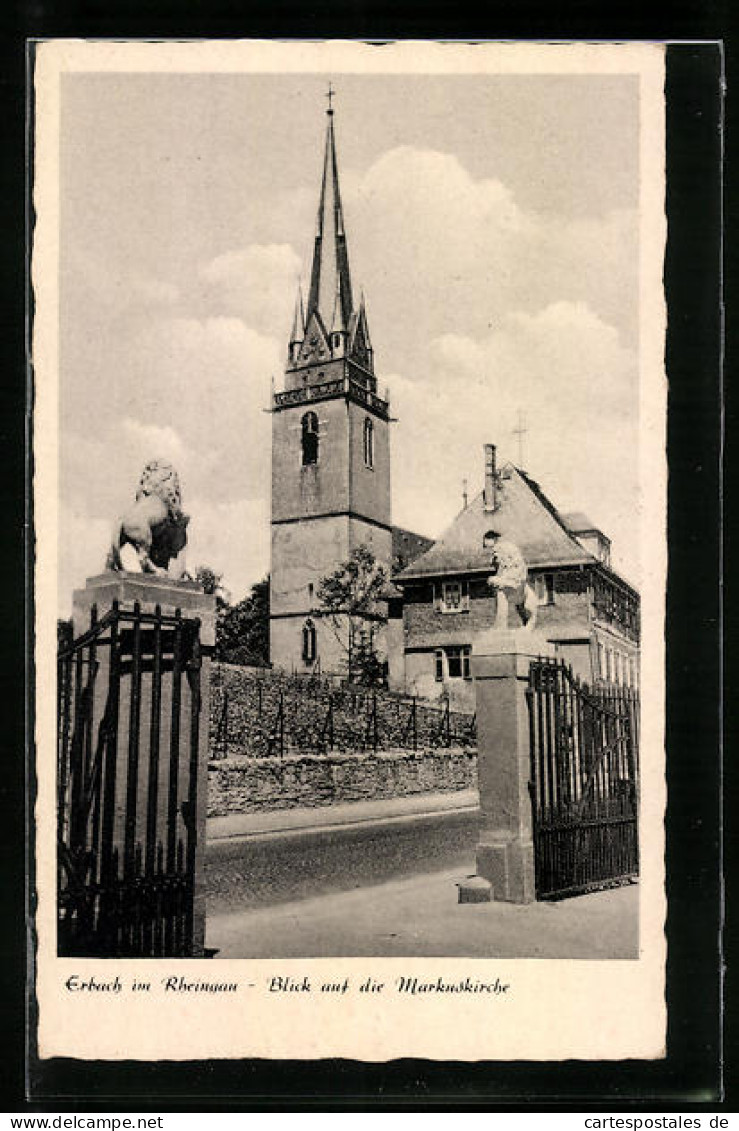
[72,573,215,955]
[459,627,555,904]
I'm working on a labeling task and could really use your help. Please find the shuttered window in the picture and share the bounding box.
[440,580,469,613]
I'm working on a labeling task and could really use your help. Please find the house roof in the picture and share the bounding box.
[561,510,595,532]
[391,524,435,570]
[394,463,595,582]
[561,510,609,539]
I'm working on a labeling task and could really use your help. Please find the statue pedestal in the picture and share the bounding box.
[71,573,215,956]
[458,628,555,905]
[73,572,215,647]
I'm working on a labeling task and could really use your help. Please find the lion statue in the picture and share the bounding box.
[106,459,190,578]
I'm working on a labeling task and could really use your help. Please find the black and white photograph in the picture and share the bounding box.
[35,40,667,1062]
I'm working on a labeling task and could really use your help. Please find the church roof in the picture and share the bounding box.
[394,464,595,582]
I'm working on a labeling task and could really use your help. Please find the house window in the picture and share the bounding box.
[301,411,319,465]
[434,647,471,681]
[445,646,471,679]
[535,573,555,606]
[302,619,317,664]
[439,580,469,613]
[363,417,374,468]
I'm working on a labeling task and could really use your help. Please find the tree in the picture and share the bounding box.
[193,564,230,605]
[316,544,388,684]
[216,577,270,667]
[193,566,269,667]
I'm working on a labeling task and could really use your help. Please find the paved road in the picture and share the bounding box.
[207,866,639,960]
[206,791,480,914]
[205,791,639,960]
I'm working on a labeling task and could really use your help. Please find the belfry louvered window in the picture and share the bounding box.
[301,411,319,465]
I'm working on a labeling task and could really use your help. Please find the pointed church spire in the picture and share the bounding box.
[358,289,371,347]
[289,280,305,345]
[306,89,354,331]
[331,270,346,333]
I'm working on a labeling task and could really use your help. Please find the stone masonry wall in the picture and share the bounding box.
[207,664,477,816]
[208,748,478,816]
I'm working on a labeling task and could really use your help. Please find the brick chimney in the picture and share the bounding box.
[483,443,497,512]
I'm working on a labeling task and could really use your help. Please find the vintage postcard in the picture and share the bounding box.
[33,39,667,1062]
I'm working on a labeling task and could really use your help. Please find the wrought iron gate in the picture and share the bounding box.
[527,658,639,900]
[57,600,202,956]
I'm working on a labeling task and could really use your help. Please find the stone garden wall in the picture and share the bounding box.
[207,663,478,815]
[208,748,478,816]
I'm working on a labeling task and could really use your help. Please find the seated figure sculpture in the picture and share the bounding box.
[484,529,537,632]
[106,459,190,579]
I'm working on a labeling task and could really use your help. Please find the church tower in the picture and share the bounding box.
[270,95,393,674]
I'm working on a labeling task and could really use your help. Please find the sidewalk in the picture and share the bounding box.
[208,789,478,843]
[207,865,639,960]
[206,791,639,960]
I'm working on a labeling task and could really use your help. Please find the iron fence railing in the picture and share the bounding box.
[210,667,476,760]
[527,657,639,900]
[58,600,202,957]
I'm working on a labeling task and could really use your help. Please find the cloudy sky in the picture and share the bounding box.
[58,69,642,612]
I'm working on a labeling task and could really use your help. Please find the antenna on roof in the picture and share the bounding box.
[462,478,468,509]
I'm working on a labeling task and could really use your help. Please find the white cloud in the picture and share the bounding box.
[186,496,270,603]
[61,247,179,319]
[343,145,637,367]
[439,300,636,420]
[129,275,179,306]
[60,313,277,553]
[359,146,530,238]
[115,314,279,506]
[389,299,640,583]
[57,503,113,617]
[121,418,185,464]
[198,243,302,339]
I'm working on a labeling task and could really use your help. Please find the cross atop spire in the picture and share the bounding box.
[326,81,335,115]
[512,410,529,468]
